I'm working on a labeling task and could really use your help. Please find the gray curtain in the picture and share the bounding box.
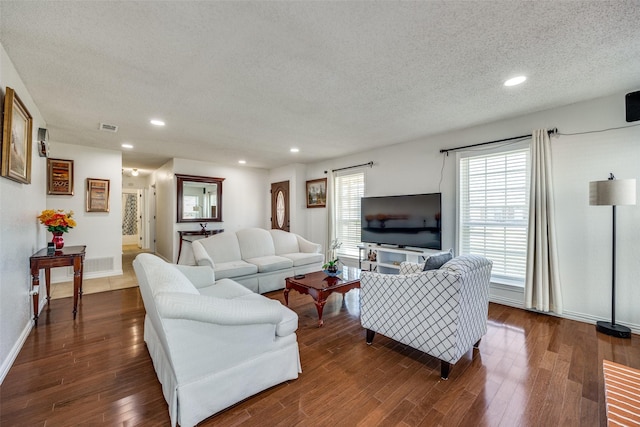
[525,129,563,313]
[122,193,138,236]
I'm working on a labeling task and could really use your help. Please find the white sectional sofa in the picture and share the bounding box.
[133,253,301,427]
[192,228,324,293]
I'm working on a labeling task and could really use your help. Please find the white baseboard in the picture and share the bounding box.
[0,321,33,385]
[51,268,124,284]
[489,295,525,309]
[489,290,640,335]
[560,309,640,335]
[83,269,124,280]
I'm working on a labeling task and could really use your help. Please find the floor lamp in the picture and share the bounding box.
[589,173,636,338]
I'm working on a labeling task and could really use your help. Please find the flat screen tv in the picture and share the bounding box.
[361,193,441,250]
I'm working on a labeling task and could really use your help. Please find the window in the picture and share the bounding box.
[458,146,530,285]
[334,170,365,259]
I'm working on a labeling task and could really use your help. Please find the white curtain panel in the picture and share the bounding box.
[525,129,563,313]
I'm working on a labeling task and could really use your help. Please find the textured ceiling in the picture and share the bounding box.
[1,1,639,172]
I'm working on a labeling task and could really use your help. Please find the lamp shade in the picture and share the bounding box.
[589,179,636,206]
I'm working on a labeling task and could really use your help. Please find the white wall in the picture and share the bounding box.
[300,90,640,333]
[0,44,48,381]
[268,163,308,234]
[122,174,151,190]
[153,158,270,263]
[46,143,123,282]
[152,159,175,261]
[302,142,452,256]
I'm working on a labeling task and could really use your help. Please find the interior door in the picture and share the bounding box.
[271,181,290,231]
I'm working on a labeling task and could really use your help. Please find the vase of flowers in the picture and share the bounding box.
[38,209,76,249]
[322,259,341,277]
[322,239,343,277]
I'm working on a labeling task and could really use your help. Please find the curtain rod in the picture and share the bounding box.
[440,128,558,155]
[325,161,374,174]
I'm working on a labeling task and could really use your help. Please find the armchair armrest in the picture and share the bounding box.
[296,235,322,253]
[399,262,423,274]
[156,292,283,325]
[192,240,215,269]
[174,265,215,288]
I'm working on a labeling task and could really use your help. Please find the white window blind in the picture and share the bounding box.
[458,147,530,285]
[335,170,365,259]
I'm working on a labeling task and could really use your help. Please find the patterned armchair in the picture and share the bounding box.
[360,255,492,379]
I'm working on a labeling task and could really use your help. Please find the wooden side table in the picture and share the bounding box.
[30,245,86,326]
[177,229,223,263]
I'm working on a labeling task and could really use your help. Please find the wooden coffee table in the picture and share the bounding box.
[284,267,361,327]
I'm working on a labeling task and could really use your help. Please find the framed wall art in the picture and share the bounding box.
[47,158,74,195]
[1,87,33,184]
[306,178,327,208]
[86,178,110,212]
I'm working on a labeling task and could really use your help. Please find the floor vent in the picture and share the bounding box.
[69,257,114,275]
[99,123,118,132]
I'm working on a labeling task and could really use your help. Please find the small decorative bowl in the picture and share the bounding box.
[323,269,342,277]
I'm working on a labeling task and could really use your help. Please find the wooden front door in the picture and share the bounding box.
[271,181,290,231]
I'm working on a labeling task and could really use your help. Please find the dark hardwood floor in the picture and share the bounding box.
[1,287,638,426]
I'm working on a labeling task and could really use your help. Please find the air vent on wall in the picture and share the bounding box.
[68,257,114,275]
[99,123,119,132]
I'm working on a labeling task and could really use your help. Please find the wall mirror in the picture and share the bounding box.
[176,174,224,223]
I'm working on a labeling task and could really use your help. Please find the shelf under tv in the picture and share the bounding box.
[361,243,442,275]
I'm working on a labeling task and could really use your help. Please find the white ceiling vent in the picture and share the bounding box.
[99,123,118,132]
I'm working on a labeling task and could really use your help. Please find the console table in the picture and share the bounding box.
[29,245,86,326]
[177,229,223,263]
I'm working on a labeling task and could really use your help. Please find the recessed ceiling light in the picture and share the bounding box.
[290,147,300,153]
[131,168,139,177]
[504,76,527,87]
[121,143,134,149]
[238,160,247,164]
[150,119,165,126]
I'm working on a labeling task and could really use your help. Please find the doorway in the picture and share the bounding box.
[271,181,290,231]
[122,190,141,248]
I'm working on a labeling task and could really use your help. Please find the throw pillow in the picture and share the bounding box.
[423,248,454,271]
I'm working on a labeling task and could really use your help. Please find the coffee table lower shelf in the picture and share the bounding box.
[284,269,361,327]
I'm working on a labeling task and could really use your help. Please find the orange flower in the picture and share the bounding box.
[38,209,76,233]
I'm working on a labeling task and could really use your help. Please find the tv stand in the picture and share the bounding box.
[361,243,440,274]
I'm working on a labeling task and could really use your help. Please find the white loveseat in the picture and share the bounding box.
[133,253,301,427]
[360,254,493,379]
[192,228,324,293]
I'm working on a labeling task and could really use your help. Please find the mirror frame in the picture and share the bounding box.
[176,173,224,223]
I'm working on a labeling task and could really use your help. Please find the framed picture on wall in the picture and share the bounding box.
[306,178,327,208]
[86,178,110,212]
[1,87,33,184]
[47,158,74,195]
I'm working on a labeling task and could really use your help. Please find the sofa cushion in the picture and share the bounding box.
[280,252,325,267]
[237,228,276,259]
[196,232,243,264]
[423,249,454,271]
[214,260,258,279]
[245,255,293,273]
[198,278,255,299]
[269,229,300,254]
[145,261,200,297]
